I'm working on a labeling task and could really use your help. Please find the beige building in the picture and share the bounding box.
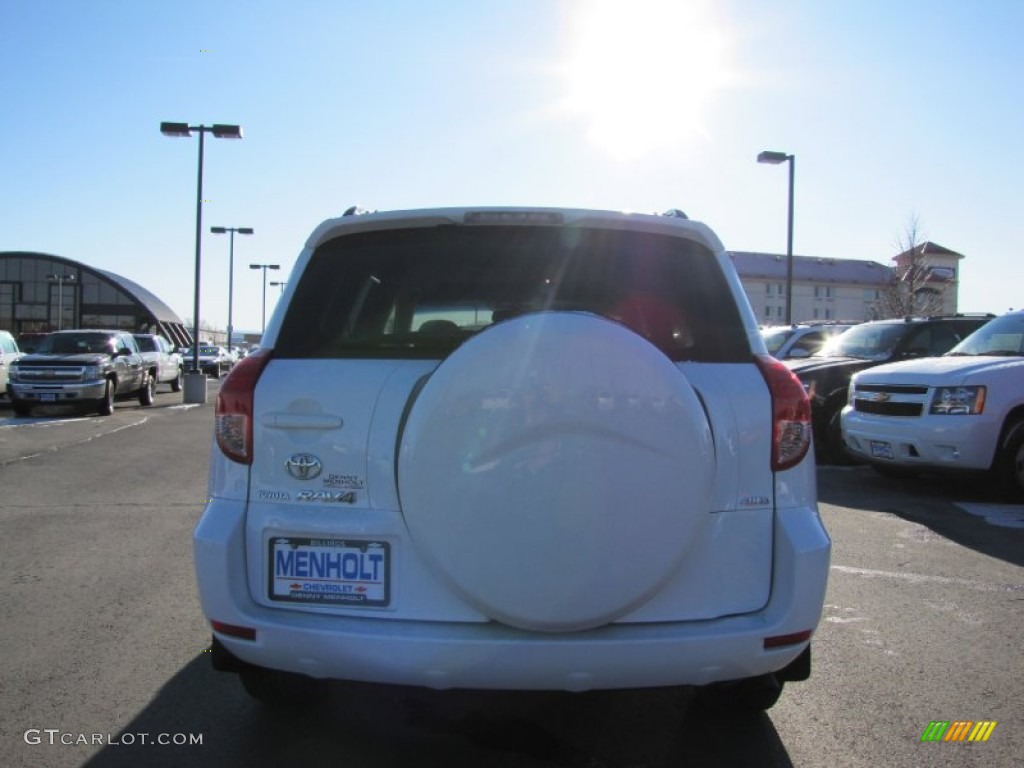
[732,242,963,325]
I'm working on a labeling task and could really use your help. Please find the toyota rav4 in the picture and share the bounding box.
[193,207,831,711]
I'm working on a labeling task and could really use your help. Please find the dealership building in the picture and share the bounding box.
[0,251,191,348]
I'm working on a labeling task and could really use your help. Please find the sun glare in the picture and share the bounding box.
[560,0,735,160]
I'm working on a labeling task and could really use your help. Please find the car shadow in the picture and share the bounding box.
[82,654,795,767]
[817,464,1024,568]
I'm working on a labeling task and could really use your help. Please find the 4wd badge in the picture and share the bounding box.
[285,453,322,480]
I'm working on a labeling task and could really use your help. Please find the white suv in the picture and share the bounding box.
[843,310,1024,499]
[194,207,830,710]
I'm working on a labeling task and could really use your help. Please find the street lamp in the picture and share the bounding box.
[250,263,280,335]
[757,150,796,325]
[46,272,76,331]
[269,280,287,293]
[210,226,254,354]
[160,121,243,404]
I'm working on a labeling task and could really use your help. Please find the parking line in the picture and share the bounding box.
[830,565,1024,593]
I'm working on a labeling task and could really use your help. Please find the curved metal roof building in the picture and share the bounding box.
[0,251,191,347]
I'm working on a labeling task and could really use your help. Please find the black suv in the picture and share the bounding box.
[787,314,994,462]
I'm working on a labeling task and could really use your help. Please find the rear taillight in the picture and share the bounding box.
[754,354,812,471]
[215,348,272,464]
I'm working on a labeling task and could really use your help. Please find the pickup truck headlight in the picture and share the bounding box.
[930,385,986,415]
[8,364,20,382]
[83,364,104,380]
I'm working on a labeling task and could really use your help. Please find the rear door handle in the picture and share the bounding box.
[260,413,344,430]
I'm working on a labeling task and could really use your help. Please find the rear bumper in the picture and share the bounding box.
[193,501,830,691]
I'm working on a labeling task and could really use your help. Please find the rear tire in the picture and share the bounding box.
[239,667,329,709]
[97,380,115,416]
[996,419,1024,502]
[171,367,183,392]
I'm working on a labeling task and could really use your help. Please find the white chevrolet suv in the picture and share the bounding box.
[843,310,1024,499]
[194,207,830,711]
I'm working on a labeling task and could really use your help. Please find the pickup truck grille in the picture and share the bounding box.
[854,400,923,417]
[851,384,928,417]
[15,366,88,383]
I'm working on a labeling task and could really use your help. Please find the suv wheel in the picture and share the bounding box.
[171,367,183,392]
[139,373,155,406]
[97,380,115,416]
[996,419,1024,501]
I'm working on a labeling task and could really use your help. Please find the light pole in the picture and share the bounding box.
[46,272,76,331]
[250,263,280,336]
[269,280,287,294]
[210,226,254,354]
[160,121,243,404]
[757,150,795,325]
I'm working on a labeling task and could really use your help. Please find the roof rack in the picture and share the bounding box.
[660,209,689,220]
[342,205,372,217]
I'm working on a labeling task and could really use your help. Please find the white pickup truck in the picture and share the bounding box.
[842,310,1024,499]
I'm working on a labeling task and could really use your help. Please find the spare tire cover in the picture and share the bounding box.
[398,312,714,632]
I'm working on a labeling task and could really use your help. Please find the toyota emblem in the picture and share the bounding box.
[285,453,323,480]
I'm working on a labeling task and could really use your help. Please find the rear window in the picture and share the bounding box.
[276,225,750,362]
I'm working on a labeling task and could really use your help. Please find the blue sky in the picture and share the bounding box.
[2,0,1021,334]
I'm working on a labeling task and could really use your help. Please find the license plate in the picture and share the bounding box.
[40,393,56,402]
[269,537,389,607]
[870,440,894,460]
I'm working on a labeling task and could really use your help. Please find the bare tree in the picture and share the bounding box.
[875,214,947,318]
